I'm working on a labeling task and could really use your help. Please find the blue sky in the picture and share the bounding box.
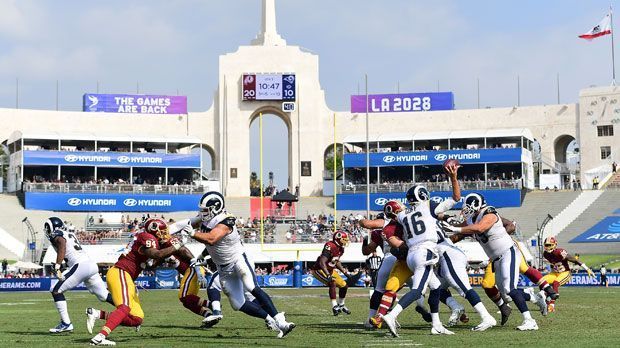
[0,0,615,189]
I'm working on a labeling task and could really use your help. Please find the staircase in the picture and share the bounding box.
[604,171,620,189]
[546,190,603,238]
[556,190,620,254]
[497,191,580,238]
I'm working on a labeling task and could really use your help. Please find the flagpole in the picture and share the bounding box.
[611,6,616,85]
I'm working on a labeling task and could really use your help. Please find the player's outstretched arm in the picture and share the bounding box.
[566,253,595,277]
[335,260,350,278]
[445,163,461,201]
[361,236,378,255]
[191,224,231,245]
[448,214,496,235]
[140,239,182,260]
[358,218,383,229]
[174,245,195,263]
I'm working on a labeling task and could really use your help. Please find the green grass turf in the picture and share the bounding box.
[1,287,619,347]
[575,254,620,268]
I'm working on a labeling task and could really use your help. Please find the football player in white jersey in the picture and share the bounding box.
[171,191,295,338]
[442,193,547,331]
[431,164,496,331]
[379,185,453,337]
[44,217,113,333]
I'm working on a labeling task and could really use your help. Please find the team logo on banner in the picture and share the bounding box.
[67,198,82,206]
[383,155,395,163]
[64,155,79,163]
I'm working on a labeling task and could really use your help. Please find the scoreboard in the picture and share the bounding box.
[242,74,296,101]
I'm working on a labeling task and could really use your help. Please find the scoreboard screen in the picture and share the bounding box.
[242,74,296,101]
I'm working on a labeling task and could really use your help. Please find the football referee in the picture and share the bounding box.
[365,252,382,287]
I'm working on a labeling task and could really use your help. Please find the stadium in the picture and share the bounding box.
[1,1,619,347]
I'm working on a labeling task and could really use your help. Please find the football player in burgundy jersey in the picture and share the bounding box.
[311,231,354,316]
[88,218,184,346]
[543,237,594,312]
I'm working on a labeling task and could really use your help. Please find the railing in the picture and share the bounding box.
[22,182,208,195]
[338,179,522,194]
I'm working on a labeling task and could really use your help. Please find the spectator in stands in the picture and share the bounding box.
[613,161,617,173]
[593,176,600,190]
[2,259,7,276]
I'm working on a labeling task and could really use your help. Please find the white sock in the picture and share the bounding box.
[473,302,491,319]
[431,312,442,326]
[337,298,345,306]
[212,301,221,312]
[522,311,532,320]
[331,299,338,307]
[55,300,71,324]
[495,298,505,307]
[446,297,463,311]
[390,304,403,318]
[368,309,377,318]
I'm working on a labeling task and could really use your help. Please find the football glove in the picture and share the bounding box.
[53,263,64,281]
[583,265,595,278]
[440,220,461,233]
[170,237,183,250]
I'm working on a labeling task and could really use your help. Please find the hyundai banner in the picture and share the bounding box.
[25,192,202,212]
[350,92,454,113]
[569,216,620,243]
[23,150,200,168]
[83,94,187,114]
[336,189,522,211]
[344,148,523,168]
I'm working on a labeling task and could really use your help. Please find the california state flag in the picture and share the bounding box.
[579,12,612,40]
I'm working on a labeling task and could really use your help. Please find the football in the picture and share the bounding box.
[443,158,460,173]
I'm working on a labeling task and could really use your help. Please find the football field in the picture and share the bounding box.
[1,287,618,347]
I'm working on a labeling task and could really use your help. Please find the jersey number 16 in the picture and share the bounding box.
[402,212,426,238]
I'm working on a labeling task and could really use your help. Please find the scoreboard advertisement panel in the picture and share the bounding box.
[242,74,296,101]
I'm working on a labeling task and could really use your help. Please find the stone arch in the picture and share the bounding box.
[554,134,576,164]
[248,106,293,190]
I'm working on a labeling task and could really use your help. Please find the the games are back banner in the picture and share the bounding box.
[350,92,454,113]
[343,148,523,168]
[83,94,187,114]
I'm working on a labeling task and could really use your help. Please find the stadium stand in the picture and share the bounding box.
[556,190,620,254]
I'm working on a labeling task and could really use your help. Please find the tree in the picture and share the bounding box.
[324,144,344,176]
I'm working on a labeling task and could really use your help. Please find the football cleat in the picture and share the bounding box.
[369,315,383,329]
[525,288,548,316]
[86,308,100,334]
[90,333,116,346]
[472,316,496,332]
[265,315,280,332]
[49,321,73,333]
[415,305,432,323]
[431,325,455,335]
[447,307,465,327]
[339,305,351,315]
[499,303,512,325]
[202,311,223,329]
[516,318,538,331]
[332,305,341,316]
[544,287,559,301]
[364,319,376,330]
[274,312,295,338]
[379,313,399,338]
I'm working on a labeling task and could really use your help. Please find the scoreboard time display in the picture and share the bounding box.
[242,74,296,101]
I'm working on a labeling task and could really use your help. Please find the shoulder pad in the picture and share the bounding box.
[219,215,236,228]
[482,206,497,215]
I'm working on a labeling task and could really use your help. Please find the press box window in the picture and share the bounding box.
[600,146,611,160]
[597,125,614,137]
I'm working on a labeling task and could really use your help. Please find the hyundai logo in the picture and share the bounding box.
[374,198,388,206]
[117,156,131,164]
[64,155,78,163]
[430,196,443,203]
[123,198,138,207]
[383,155,395,163]
[434,154,447,161]
[67,198,82,206]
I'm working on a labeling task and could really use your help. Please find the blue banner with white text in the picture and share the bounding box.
[343,148,523,168]
[155,269,180,289]
[336,189,522,210]
[25,192,201,212]
[569,216,620,243]
[260,275,294,287]
[23,150,200,168]
[0,277,156,292]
